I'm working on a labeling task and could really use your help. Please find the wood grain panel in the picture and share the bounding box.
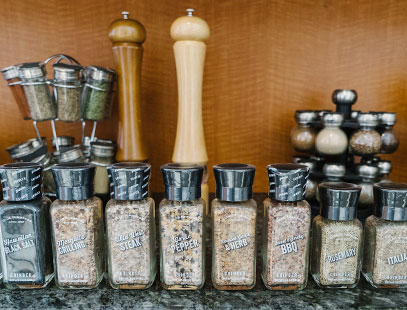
[0,0,406,193]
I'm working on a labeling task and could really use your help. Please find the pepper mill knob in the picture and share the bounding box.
[170,8,210,42]
[108,11,146,44]
[332,89,358,119]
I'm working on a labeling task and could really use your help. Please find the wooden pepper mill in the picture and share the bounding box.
[108,11,148,162]
[170,9,210,211]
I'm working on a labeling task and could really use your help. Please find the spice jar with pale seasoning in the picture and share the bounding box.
[290,111,317,153]
[315,113,348,155]
[262,164,311,290]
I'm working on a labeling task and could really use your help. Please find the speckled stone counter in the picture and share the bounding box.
[0,194,406,310]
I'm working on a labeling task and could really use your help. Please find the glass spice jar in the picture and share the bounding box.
[262,164,311,290]
[349,113,382,156]
[290,110,318,153]
[105,163,156,289]
[56,145,87,164]
[53,63,83,122]
[159,164,206,290]
[363,182,407,288]
[212,163,257,290]
[50,163,104,289]
[377,160,392,183]
[82,66,115,121]
[379,112,399,154]
[19,62,56,121]
[2,65,31,119]
[0,163,53,289]
[315,113,348,155]
[311,182,363,288]
[32,151,56,196]
[90,140,117,204]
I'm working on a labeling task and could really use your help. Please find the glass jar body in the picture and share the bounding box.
[349,128,381,156]
[315,127,348,155]
[363,216,407,288]
[106,198,156,289]
[50,197,104,289]
[54,80,82,122]
[82,79,111,121]
[7,77,31,119]
[262,198,310,290]
[0,197,53,289]
[212,198,257,290]
[159,198,205,290]
[311,216,363,288]
[290,124,317,153]
[380,126,399,154]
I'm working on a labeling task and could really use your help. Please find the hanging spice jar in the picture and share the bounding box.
[0,163,54,289]
[82,66,115,121]
[56,145,87,164]
[315,113,348,155]
[106,163,156,289]
[262,164,311,290]
[349,113,381,156]
[311,182,363,288]
[379,112,399,154]
[19,62,56,121]
[53,63,83,122]
[212,163,257,290]
[377,160,392,183]
[1,65,31,119]
[290,111,318,153]
[363,182,407,288]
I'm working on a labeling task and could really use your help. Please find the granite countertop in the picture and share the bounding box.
[1,194,406,310]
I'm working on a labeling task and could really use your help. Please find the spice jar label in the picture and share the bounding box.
[213,206,256,286]
[160,205,204,286]
[107,204,151,285]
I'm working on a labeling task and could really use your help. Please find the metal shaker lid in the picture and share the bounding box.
[267,163,309,202]
[90,140,117,158]
[57,145,85,163]
[351,110,361,120]
[19,62,47,79]
[380,112,397,126]
[108,162,150,201]
[356,164,378,179]
[0,163,42,201]
[323,163,345,178]
[53,63,83,81]
[296,159,316,171]
[2,65,20,80]
[374,182,407,221]
[161,163,203,201]
[321,112,344,126]
[52,136,75,149]
[377,160,392,175]
[357,112,379,127]
[52,163,95,201]
[319,182,361,221]
[295,110,317,124]
[332,89,358,106]
[213,163,256,202]
[85,66,115,82]
[7,138,47,162]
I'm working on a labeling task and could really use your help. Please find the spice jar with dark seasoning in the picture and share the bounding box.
[212,163,257,290]
[159,164,205,290]
[0,163,53,289]
[311,182,363,288]
[106,163,156,289]
[363,183,407,288]
[349,113,382,156]
[2,65,31,119]
[315,113,348,155]
[53,64,83,122]
[377,160,392,183]
[379,112,399,154]
[19,62,56,121]
[290,111,317,153]
[262,164,311,290]
[355,164,378,212]
[50,163,104,289]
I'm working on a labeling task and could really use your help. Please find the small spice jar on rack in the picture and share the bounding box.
[379,112,399,154]
[377,160,392,183]
[355,164,378,209]
[1,65,31,119]
[363,182,407,288]
[262,164,311,290]
[211,163,257,290]
[290,111,318,153]
[56,145,87,164]
[19,62,56,121]
[50,163,104,289]
[315,113,348,155]
[105,163,156,289]
[311,182,363,288]
[297,159,318,201]
[159,164,206,290]
[53,63,83,122]
[0,163,54,289]
[349,113,381,156]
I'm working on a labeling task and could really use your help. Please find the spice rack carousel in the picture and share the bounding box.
[290,89,399,220]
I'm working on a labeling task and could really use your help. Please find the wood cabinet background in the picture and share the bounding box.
[0,0,406,192]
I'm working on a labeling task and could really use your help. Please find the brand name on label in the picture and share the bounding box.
[387,253,407,265]
[327,248,357,263]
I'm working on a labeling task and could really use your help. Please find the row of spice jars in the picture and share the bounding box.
[1,62,115,122]
[291,110,399,155]
[1,162,407,291]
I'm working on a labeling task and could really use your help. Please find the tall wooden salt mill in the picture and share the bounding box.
[170,9,210,212]
[108,12,148,162]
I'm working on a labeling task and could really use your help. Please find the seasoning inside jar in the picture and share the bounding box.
[2,65,31,119]
[349,113,381,156]
[53,63,83,122]
[379,112,399,154]
[315,113,348,155]
[290,110,317,153]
